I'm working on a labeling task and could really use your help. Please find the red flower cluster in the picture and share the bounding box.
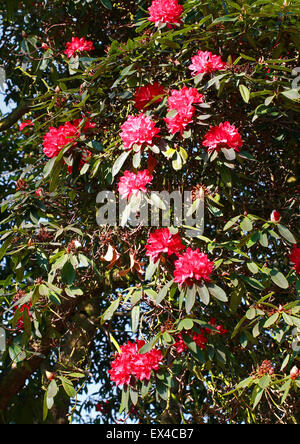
[174,318,228,355]
[202,121,243,153]
[35,188,43,197]
[64,37,95,59]
[67,148,92,175]
[145,228,185,263]
[108,340,163,387]
[19,120,33,131]
[290,244,300,275]
[118,169,153,200]
[120,113,160,151]
[173,329,208,354]
[134,83,165,111]
[13,302,32,331]
[173,248,214,286]
[43,117,95,158]
[189,50,227,76]
[164,87,204,135]
[148,0,184,27]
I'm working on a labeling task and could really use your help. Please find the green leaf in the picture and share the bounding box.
[156,280,174,305]
[246,307,256,320]
[112,151,130,177]
[61,261,76,285]
[197,283,210,305]
[277,224,296,244]
[258,375,271,389]
[185,285,196,313]
[101,298,120,323]
[240,217,253,232]
[239,84,250,103]
[207,284,228,302]
[100,0,112,9]
[131,305,140,333]
[60,377,76,398]
[264,312,279,328]
[270,269,289,289]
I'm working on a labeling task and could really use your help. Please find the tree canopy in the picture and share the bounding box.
[0,0,299,425]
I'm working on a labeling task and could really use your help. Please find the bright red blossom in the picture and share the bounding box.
[202,121,243,153]
[290,244,300,275]
[13,302,32,331]
[148,0,184,27]
[120,114,160,151]
[64,37,95,59]
[164,87,203,135]
[173,330,208,355]
[118,170,153,200]
[19,120,33,131]
[35,188,43,197]
[108,340,163,387]
[134,83,165,111]
[43,118,95,158]
[189,50,227,76]
[173,248,214,286]
[270,210,281,222]
[145,228,185,263]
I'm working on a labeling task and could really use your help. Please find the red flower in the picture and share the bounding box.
[134,83,165,111]
[173,248,214,286]
[64,37,95,59]
[270,210,281,223]
[174,329,208,355]
[43,118,95,158]
[35,188,43,197]
[67,149,92,174]
[145,228,185,263]
[43,122,78,158]
[120,114,160,151]
[164,87,204,135]
[118,170,153,200]
[206,317,228,335]
[148,0,184,27]
[202,121,243,153]
[189,50,227,76]
[13,302,32,331]
[108,340,163,387]
[290,244,300,275]
[19,120,33,131]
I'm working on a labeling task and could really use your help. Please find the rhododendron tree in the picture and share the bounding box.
[0,0,299,426]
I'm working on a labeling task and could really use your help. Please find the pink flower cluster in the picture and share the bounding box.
[202,121,243,153]
[134,83,165,111]
[64,37,95,59]
[290,244,300,275]
[43,117,95,158]
[189,50,227,76]
[174,247,214,287]
[148,0,184,27]
[108,340,163,387]
[118,169,153,200]
[120,113,160,151]
[164,87,204,135]
[145,228,185,263]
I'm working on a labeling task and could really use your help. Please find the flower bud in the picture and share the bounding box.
[290,365,299,380]
[270,210,281,223]
[46,371,56,381]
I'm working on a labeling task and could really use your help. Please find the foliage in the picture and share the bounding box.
[0,0,299,424]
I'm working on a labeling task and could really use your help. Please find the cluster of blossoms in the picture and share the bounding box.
[42,116,95,172]
[188,50,227,76]
[145,228,185,263]
[202,121,243,153]
[173,318,228,355]
[164,86,204,135]
[120,113,160,151]
[148,0,184,28]
[64,37,95,59]
[118,169,153,200]
[290,244,300,275]
[108,340,163,387]
[174,247,214,287]
[13,301,32,331]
